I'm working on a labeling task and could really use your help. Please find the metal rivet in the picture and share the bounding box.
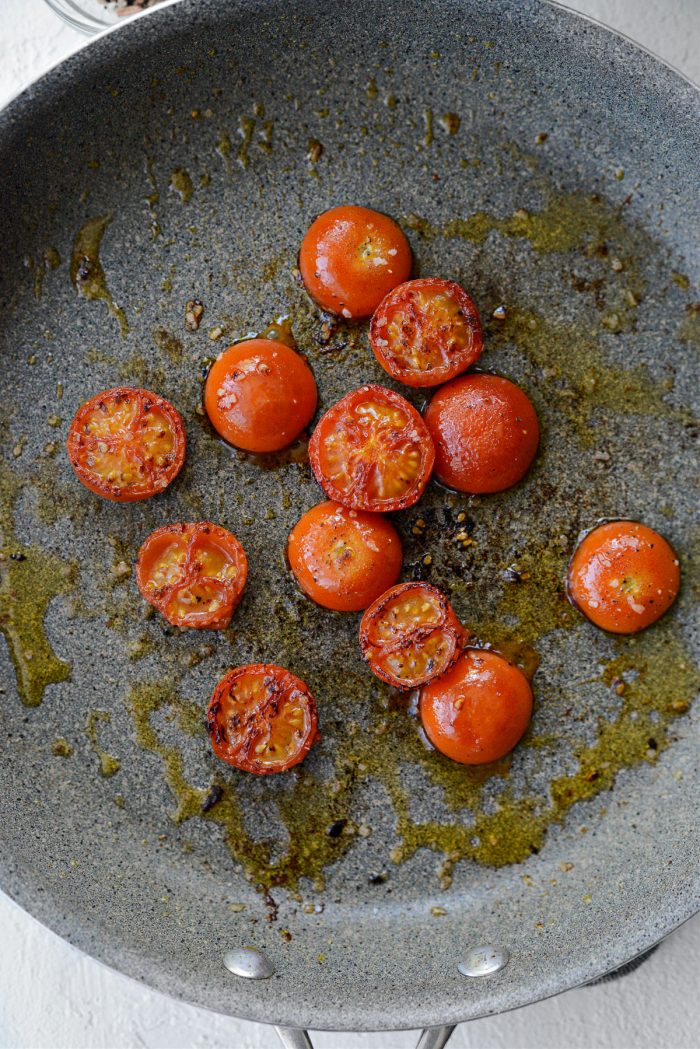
[223,947,274,980]
[458,944,510,978]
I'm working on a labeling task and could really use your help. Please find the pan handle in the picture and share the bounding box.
[274,1025,456,1048]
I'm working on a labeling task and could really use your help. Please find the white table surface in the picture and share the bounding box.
[1,2,698,1047]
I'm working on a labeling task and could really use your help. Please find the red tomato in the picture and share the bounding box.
[66,387,186,502]
[567,520,680,634]
[137,522,247,630]
[204,339,317,453]
[309,384,435,512]
[206,664,318,774]
[287,500,403,612]
[420,649,533,764]
[299,205,412,318]
[424,373,539,494]
[370,278,483,387]
[359,582,466,690]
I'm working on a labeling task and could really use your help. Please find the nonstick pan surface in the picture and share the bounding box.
[0,0,698,1032]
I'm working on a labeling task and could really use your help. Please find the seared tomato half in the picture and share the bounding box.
[67,386,186,502]
[137,522,247,630]
[309,384,435,513]
[370,278,483,387]
[424,373,539,494]
[567,520,680,634]
[299,205,412,319]
[207,664,319,774]
[204,339,317,453]
[288,500,403,612]
[420,649,534,765]
[359,581,466,690]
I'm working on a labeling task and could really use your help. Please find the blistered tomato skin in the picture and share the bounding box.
[567,520,680,634]
[66,387,186,502]
[288,501,403,612]
[424,373,539,494]
[419,649,534,765]
[370,278,483,387]
[359,581,466,690]
[206,664,319,774]
[137,522,248,630]
[308,384,435,513]
[204,339,317,453]
[299,205,412,319]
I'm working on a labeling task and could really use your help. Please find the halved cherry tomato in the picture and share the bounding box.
[420,649,534,765]
[567,520,680,634]
[136,522,247,630]
[299,205,412,319]
[66,387,186,502]
[204,339,317,453]
[424,373,539,494]
[359,582,466,690]
[370,278,484,387]
[288,500,403,612]
[206,664,318,774]
[309,384,435,512]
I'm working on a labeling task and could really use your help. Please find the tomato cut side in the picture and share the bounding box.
[567,520,680,634]
[359,582,466,689]
[299,205,412,318]
[370,278,483,387]
[204,339,317,453]
[137,522,247,630]
[309,385,435,512]
[420,649,534,765]
[287,500,403,611]
[67,387,186,502]
[206,664,319,774]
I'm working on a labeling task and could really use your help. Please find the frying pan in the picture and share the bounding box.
[0,1,698,1045]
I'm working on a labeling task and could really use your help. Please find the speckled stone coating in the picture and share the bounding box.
[0,0,698,1034]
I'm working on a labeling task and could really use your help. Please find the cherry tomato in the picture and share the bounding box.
[309,384,435,512]
[567,520,680,634]
[206,664,318,774]
[204,339,317,453]
[359,582,466,690]
[420,649,533,765]
[299,205,412,319]
[424,373,539,494]
[370,278,483,387]
[137,522,247,630]
[66,387,186,502]
[288,500,403,612]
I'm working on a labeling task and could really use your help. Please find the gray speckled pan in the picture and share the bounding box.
[0,0,698,1036]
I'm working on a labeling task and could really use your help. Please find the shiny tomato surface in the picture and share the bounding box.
[137,522,247,630]
[299,205,412,318]
[204,339,317,453]
[370,277,483,387]
[67,386,186,502]
[207,664,318,774]
[309,384,435,512]
[420,649,533,764]
[567,520,680,634]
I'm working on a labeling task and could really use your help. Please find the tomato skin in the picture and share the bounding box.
[359,581,466,690]
[370,278,483,387]
[299,205,412,318]
[137,521,247,630]
[309,384,435,513]
[204,339,317,453]
[206,664,318,774]
[288,501,403,612]
[420,649,533,765]
[66,387,186,502]
[424,373,539,494]
[567,521,680,634]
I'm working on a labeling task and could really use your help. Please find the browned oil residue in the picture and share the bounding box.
[70,214,129,336]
